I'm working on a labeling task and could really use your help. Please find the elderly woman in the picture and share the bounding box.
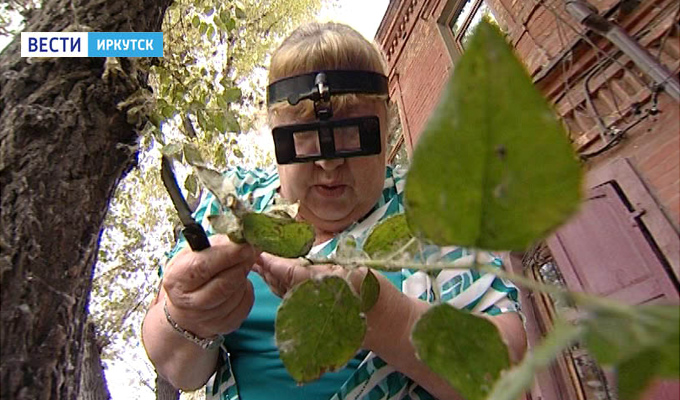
[142,22,526,400]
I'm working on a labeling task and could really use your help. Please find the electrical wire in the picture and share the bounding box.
[578,88,658,160]
[546,0,652,89]
[583,54,617,142]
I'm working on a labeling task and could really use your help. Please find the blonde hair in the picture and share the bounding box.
[268,22,389,121]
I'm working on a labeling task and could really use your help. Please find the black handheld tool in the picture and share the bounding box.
[161,155,211,251]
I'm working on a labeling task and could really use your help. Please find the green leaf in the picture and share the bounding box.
[187,101,204,111]
[172,87,186,104]
[199,22,208,35]
[220,11,234,31]
[150,122,164,145]
[225,17,236,31]
[219,111,240,133]
[582,304,678,396]
[234,7,246,19]
[276,276,366,383]
[488,320,583,400]
[644,305,679,378]
[360,269,380,312]
[214,115,227,133]
[183,143,204,166]
[583,305,679,368]
[149,111,162,128]
[184,173,198,196]
[213,17,225,31]
[658,328,679,378]
[161,142,182,158]
[196,110,209,131]
[207,25,215,39]
[411,304,511,400]
[158,67,169,86]
[156,97,168,110]
[214,144,226,166]
[233,147,244,158]
[161,105,177,119]
[403,20,582,251]
[618,349,658,400]
[223,87,242,103]
[363,214,415,258]
[242,213,315,258]
[191,15,200,28]
[216,94,228,109]
[203,7,214,17]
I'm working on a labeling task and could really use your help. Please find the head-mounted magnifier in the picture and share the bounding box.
[267,70,388,164]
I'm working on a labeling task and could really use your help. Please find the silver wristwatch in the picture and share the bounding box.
[163,300,224,350]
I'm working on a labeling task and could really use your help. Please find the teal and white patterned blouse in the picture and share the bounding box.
[167,165,520,400]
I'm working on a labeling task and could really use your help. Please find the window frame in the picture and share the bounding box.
[437,0,497,62]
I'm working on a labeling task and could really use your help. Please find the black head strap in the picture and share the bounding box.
[267,70,389,107]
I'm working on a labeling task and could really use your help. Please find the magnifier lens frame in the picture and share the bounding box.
[272,116,381,164]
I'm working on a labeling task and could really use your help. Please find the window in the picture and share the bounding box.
[451,0,497,49]
[386,102,410,167]
[522,246,616,400]
[387,126,409,166]
[438,0,502,58]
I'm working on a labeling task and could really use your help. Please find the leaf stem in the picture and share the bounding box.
[387,237,417,261]
[487,320,584,400]
[308,256,636,317]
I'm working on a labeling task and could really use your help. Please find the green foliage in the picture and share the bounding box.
[617,349,658,400]
[242,213,315,258]
[411,304,511,400]
[487,320,583,400]
[363,214,414,258]
[92,151,176,361]
[183,142,205,166]
[189,161,314,257]
[0,0,38,37]
[161,142,183,158]
[404,20,582,251]
[582,304,679,397]
[359,269,380,312]
[275,276,366,383]
[151,0,325,180]
[583,305,677,366]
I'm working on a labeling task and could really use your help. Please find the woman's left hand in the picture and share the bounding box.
[253,253,353,297]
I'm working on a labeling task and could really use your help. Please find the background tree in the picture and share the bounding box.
[0,0,172,399]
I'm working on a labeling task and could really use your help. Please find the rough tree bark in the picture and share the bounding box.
[77,321,110,400]
[0,0,172,398]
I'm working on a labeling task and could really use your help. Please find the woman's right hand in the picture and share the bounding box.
[160,234,257,339]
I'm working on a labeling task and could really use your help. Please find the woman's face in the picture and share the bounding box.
[273,101,388,234]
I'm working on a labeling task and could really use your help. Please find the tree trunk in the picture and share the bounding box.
[156,374,179,400]
[77,322,110,400]
[0,0,171,398]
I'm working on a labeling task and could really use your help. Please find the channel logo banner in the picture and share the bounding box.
[21,32,163,58]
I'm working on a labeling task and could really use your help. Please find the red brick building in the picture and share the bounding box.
[375,1,679,399]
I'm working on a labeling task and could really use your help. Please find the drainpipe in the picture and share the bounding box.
[566,0,680,102]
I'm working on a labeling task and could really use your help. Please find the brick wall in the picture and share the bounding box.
[375,3,679,399]
[376,0,679,226]
[377,0,453,152]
